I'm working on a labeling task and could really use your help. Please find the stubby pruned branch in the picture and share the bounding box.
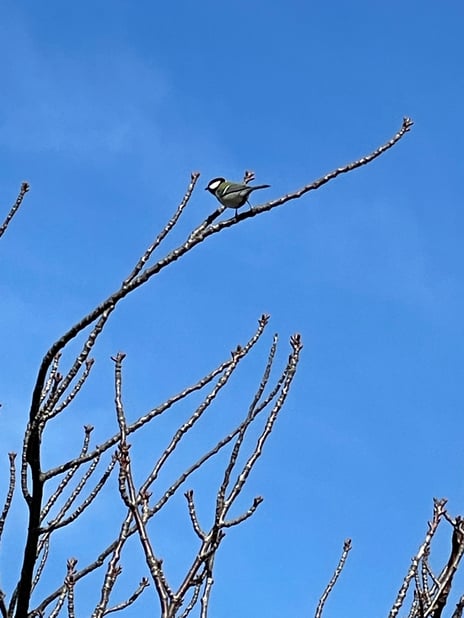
[315,539,352,618]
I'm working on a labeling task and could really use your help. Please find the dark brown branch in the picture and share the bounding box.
[451,595,464,618]
[315,539,352,618]
[0,182,30,240]
[0,591,7,618]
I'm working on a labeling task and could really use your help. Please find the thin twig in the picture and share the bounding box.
[103,578,149,616]
[315,539,352,618]
[0,453,16,540]
[0,182,30,239]
[123,172,200,285]
[112,352,172,614]
[40,425,94,521]
[389,498,448,618]
[140,318,268,496]
[44,316,269,481]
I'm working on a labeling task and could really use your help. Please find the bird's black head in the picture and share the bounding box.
[205,177,225,193]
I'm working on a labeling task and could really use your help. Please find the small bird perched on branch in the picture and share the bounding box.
[205,177,270,213]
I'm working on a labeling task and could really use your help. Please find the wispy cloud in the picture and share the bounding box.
[0,18,168,159]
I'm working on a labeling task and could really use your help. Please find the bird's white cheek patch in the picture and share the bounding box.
[208,180,221,190]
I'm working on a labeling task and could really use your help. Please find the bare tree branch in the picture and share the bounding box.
[0,182,30,240]
[40,425,94,521]
[65,558,77,618]
[0,453,16,540]
[315,539,352,618]
[389,498,448,618]
[103,578,149,616]
[12,118,412,617]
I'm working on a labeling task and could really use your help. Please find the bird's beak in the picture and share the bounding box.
[204,187,208,190]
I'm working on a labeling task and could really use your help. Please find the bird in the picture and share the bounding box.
[205,177,270,213]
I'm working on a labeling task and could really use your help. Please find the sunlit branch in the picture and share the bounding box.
[389,498,448,618]
[103,578,149,616]
[16,119,412,617]
[48,580,67,618]
[40,456,117,534]
[65,558,77,618]
[123,172,200,285]
[40,353,62,404]
[179,581,202,618]
[41,425,94,521]
[113,353,172,615]
[216,334,278,516]
[40,313,112,419]
[184,490,205,540]
[140,316,269,496]
[43,317,265,482]
[315,539,352,618]
[223,334,302,515]
[451,595,464,618]
[422,516,464,618]
[91,513,130,618]
[0,453,16,540]
[31,536,49,593]
[222,496,263,528]
[0,182,30,240]
[44,358,95,420]
[200,555,215,618]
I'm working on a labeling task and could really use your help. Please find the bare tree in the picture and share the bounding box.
[3,118,451,618]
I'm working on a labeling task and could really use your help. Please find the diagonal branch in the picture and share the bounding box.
[0,182,30,240]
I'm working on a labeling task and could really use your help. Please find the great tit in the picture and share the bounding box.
[205,177,270,212]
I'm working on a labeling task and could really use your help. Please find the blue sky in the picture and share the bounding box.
[1,1,464,616]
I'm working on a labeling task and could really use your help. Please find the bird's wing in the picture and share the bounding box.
[220,182,249,197]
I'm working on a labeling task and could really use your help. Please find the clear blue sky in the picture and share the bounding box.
[1,1,464,617]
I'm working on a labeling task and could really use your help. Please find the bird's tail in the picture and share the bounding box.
[250,184,271,191]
